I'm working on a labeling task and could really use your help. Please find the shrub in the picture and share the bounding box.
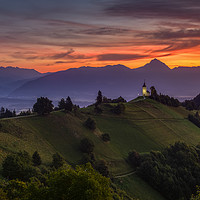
[94,160,109,177]
[112,103,125,115]
[84,117,96,130]
[52,153,65,169]
[101,133,111,142]
[32,151,42,166]
[80,138,94,154]
[2,151,38,181]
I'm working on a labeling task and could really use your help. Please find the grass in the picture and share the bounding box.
[0,98,200,199]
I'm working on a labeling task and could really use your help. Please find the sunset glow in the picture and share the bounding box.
[0,0,199,72]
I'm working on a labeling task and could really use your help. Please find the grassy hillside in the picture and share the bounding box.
[0,98,200,200]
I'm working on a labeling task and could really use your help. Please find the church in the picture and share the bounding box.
[142,81,150,97]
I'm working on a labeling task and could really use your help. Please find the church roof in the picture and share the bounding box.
[143,82,146,87]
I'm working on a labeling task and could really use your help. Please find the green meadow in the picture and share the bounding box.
[0,98,200,200]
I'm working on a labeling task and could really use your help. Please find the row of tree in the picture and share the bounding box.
[33,96,76,115]
[0,107,16,119]
[94,91,126,115]
[182,94,200,111]
[150,86,180,107]
[0,91,126,118]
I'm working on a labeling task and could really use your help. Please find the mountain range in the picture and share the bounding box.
[0,66,43,96]
[1,59,200,104]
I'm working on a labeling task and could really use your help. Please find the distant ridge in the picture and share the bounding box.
[0,66,42,96]
[9,59,200,102]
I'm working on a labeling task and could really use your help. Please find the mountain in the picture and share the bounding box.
[0,66,41,83]
[136,58,170,72]
[0,66,43,96]
[0,99,199,199]
[9,60,200,103]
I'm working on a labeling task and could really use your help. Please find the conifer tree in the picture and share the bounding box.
[58,98,66,110]
[96,90,103,105]
[65,96,73,112]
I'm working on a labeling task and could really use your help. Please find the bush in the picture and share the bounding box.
[94,160,110,177]
[32,151,42,166]
[52,153,65,169]
[2,151,38,181]
[111,103,125,114]
[84,117,96,130]
[80,138,94,154]
[101,133,111,142]
[81,152,96,164]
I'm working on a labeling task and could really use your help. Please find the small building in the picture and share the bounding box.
[142,81,150,97]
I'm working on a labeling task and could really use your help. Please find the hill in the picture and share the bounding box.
[10,59,200,101]
[0,98,200,199]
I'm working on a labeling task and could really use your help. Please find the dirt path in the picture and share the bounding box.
[114,171,136,178]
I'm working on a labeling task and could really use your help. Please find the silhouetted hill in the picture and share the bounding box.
[10,60,200,102]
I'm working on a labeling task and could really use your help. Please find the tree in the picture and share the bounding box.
[80,138,94,154]
[12,109,16,117]
[111,96,126,103]
[84,117,96,130]
[52,153,65,169]
[128,150,141,167]
[0,107,5,117]
[65,96,73,112]
[32,151,42,166]
[33,97,54,115]
[58,98,66,110]
[150,86,158,100]
[96,90,103,105]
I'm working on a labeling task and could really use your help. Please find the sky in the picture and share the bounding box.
[0,0,199,72]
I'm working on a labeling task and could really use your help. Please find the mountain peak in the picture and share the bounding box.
[150,58,162,64]
[136,59,170,71]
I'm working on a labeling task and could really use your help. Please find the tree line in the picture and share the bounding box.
[150,86,180,107]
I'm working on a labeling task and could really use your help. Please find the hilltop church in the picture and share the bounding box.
[142,81,150,97]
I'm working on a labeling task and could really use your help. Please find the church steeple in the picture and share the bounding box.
[142,81,150,97]
[143,81,146,88]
